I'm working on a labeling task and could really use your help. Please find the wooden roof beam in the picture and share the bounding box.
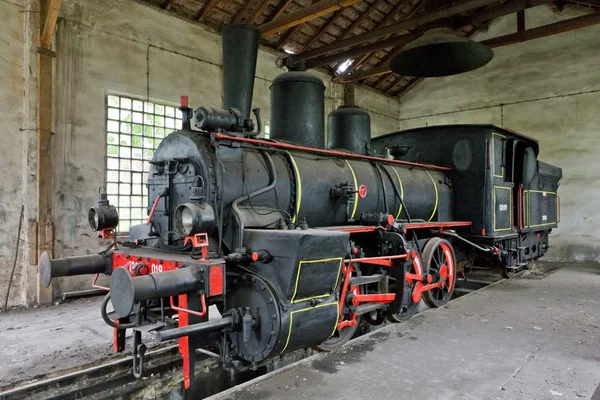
[305,29,423,68]
[164,0,176,11]
[296,0,504,60]
[339,0,388,39]
[249,0,274,24]
[341,10,600,83]
[271,0,295,20]
[277,24,304,50]
[40,0,61,49]
[481,11,600,47]
[196,0,219,21]
[259,0,361,36]
[297,9,343,52]
[233,0,261,24]
[341,1,422,76]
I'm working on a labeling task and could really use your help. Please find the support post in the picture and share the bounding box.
[36,0,61,304]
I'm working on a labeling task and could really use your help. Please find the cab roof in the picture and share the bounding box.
[373,124,540,154]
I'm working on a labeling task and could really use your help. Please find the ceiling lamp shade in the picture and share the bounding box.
[389,27,494,77]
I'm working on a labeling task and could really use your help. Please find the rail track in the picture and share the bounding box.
[0,270,507,400]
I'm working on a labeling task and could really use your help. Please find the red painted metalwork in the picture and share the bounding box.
[387,214,394,226]
[170,293,207,318]
[178,294,191,390]
[404,221,472,230]
[113,328,118,353]
[180,95,189,108]
[421,282,440,292]
[111,253,181,274]
[358,184,368,198]
[352,293,395,306]
[97,228,115,240]
[410,256,423,303]
[345,254,408,267]
[335,226,379,233]
[440,242,455,291]
[184,233,209,260]
[338,318,357,330]
[338,265,354,315]
[209,266,224,297]
[146,195,161,224]
[91,273,109,291]
[215,134,452,171]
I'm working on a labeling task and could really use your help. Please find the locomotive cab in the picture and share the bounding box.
[372,124,562,276]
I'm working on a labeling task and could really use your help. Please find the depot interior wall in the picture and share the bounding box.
[0,0,403,305]
[398,5,600,262]
[0,0,35,309]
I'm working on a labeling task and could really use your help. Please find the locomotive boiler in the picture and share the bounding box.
[39,24,562,388]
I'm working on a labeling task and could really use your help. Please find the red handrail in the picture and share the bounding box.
[215,134,451,171]
[170,293,207,317]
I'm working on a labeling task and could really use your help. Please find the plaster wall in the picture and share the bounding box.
[0,0,38,308]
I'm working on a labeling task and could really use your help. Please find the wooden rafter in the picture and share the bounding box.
[271,0,294,21]
[260,0,361,36]
[341,0,388,40]
[233,0,259,24]
[277,23,304,50]
[482,11,600,47]
[249,0,273,24]
[338,0,557,83]
[330,0,390,71]
[297,0,502,60]
[164,0,176,11]
[343,1,418,75]
[276,0,320,51]
[196,0,219,21]
[297,9,342,52]
[371,71,390,87]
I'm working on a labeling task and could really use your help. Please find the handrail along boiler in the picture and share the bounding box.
[39,24,562,388]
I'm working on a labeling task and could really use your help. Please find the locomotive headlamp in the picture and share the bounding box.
[88,187,119,231]
[174,203,216,237]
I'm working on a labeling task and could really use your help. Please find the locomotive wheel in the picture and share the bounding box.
[315,283,361,352]
[500,264,517,279]
[385,255,424,323]
[314,316,362,351]
[422,238,456,308]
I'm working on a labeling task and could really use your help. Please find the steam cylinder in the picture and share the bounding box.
[270,71,325,149]
[327,106,371,154]
[222,25,259,119]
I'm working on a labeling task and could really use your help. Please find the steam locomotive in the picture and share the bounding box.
[39,25,562,388]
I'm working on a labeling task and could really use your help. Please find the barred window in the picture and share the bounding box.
[106,95,182,232]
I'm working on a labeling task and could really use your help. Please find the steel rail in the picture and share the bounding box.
[0,344,179,398]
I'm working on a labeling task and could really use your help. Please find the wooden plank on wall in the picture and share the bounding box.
[36,0,60,304]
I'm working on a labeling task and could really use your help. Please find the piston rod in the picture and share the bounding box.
[156,316,234,342]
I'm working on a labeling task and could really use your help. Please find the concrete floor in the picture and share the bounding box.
[212,263,600,400]
[0,297,113,387]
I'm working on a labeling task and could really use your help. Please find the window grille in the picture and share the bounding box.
[105,95,182,232]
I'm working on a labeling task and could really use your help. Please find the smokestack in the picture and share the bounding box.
[221,24,260,119]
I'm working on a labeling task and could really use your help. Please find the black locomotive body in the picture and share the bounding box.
[39,24,562,388]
